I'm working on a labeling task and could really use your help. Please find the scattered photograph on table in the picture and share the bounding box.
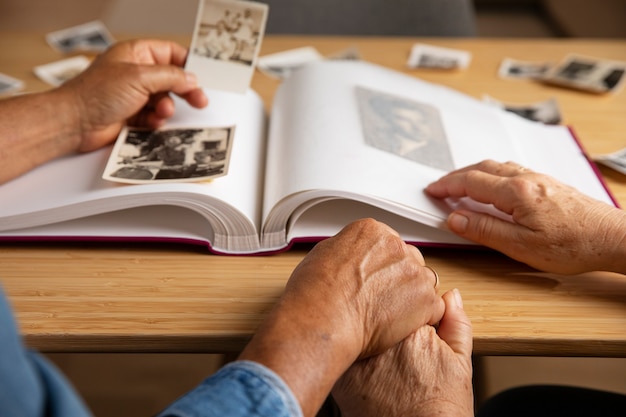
[46,20,115,53]
[407,43,471,70]
[103,126,235,184]
[33,56,91,87]
[356,86,454,171]
[327,46,361,61]
[0,73,24,95]
[498,58,552,79]
[595,147,626,175]
[541,54,626,94]
[186,0,268,93]
[257,46,323,79]
[483,95,562,125]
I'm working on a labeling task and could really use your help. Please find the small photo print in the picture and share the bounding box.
[103,126,235,184]
[542,54,626,94]
[33,56,91,87]
[483,95,562,125]
[355,86,454,171]
[327,46,361,61]
[595,147,626,175]
[498,58,552,79]
[186,0,268,93]
[46,20,115,53]
[0,73,24,95]
[33,55,91,87]
[407,43,471,70]
[257,46,324,79]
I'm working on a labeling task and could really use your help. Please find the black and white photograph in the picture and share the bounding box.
[498,57,552,79]
[103,126,235,184]
[483,95,562,125]
[356,86,454,171]
[542,54,626,93]
[257,46,323,79]
[595,147,626,175]
[46,20,115,53]
[33,56,91,87]
[407,43,471,70]
[186,0,268,93]
[0,73,24,95]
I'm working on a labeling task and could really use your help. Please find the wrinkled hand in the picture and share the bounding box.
[425,160,626,274]
[279,218,445,358]
[239,218,445,417]
[333,289,474,417]
[59,39,208,153]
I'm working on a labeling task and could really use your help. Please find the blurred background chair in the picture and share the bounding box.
[261,0,476,36]
[99,0,477,37]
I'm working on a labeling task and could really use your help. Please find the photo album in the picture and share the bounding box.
[0,59,617,254]
[0,0,617,255]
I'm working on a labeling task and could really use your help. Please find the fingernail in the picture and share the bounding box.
[448,212,469,233]
[185,71,198,86]
[453,288,464,309]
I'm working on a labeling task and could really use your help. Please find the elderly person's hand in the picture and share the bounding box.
[333,289,474,417]
[1,39,207,184]
[239,218,445,417]
[60,39,208,152]
[425,160,626,275]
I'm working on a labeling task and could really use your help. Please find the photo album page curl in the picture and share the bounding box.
[0,60,616,254]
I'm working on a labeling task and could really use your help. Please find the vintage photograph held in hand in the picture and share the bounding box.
[33,56,91,87]
[356,86,454,171]
[407,43,471,70]
[46,20,115,53]
[542,54,626,93]
[498,57,552,79]
[103,126,235,184]
[186,0,268,93]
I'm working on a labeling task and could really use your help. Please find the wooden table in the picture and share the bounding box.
[1,33,625,357]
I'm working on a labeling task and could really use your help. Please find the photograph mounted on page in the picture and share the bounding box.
[355,86,454,171]
[103,126,235,184]
[186,0,269,93]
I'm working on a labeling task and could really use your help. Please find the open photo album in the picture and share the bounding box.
[0,60,617,254]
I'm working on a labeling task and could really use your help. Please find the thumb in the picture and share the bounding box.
[436,289,473,358]
[138,64,200,97]
[447,210,515,248]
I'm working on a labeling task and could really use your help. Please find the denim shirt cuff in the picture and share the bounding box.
[156,359,303,417]
[231,360,304,417]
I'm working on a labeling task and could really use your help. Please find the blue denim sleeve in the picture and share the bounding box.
[0,285,93,417]
[157,360,303,417]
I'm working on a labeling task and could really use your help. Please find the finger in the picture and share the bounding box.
[426,169,535,216]
[107,39,191,67]
[179,88,210,109]
[447,209,526,246]
[425,160,531,198]
[436,289,473,358]
[145,40,190,67]
[416,262,445,325]
[137,65,202,99]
